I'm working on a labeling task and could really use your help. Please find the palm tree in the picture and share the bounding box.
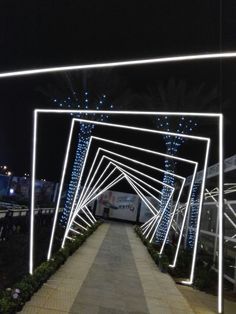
[37,71,134,226]
[143,78,218,244]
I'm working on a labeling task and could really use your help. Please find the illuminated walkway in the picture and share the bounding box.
[21,222,194,314]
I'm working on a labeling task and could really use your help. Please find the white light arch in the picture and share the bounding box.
[0,52,225,313]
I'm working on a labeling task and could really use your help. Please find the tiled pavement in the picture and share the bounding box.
[126,227,194,314]
[20,222,233,314]
[21,223,110,313]
[70,222,149,314]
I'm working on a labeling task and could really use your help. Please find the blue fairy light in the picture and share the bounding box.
[187,184,200,248]
[156,114,199,243]
[54,91,114,225]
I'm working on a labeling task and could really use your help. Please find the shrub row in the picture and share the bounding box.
[0,221,102,313]
[134,225,217,293]
[134,225,169,273]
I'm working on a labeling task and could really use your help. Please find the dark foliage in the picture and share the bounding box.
[134,225,217,293]
[0,221,102,313]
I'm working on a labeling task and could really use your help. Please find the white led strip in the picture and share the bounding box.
[32,112,211,291]
[43,117,199,286]
[62,118,206,281]
[54,126,197,255]
[0,52,235,78]
[72,158,173,240]
[72,158,173,243]
[30,109,223,312]
[79,153,176,212]
[75,152,173,212]
[75,156,174,213]
[26,58,223,312]
[75,159,164,215]
[67,137,197,261]
[70,163,162,234]
[61,130,193,236]
[66,120,202,228]
[70,143,193,257]
[77,161,164,224]
[76,158,165,233]
[72,165,162,232]
[77,142,185,209]
[76,159,162,213]
[46,119,208,296]
[71,152,185,241]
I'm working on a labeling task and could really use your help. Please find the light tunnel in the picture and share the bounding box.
[0,52,227,313]
[30,109,222,312]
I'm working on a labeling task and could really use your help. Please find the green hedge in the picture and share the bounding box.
[134,225,217,293]
[134,225,169,273]
[0,221,102,313]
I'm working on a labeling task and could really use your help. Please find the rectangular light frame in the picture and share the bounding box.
[30,109,222,313]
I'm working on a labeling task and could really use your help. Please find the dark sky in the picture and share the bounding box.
[0,1,223,69]
[0,1,236,181]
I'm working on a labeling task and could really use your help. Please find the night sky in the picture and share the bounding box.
[0,1,236,182]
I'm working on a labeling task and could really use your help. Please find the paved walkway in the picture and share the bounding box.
[21,222,195,313]
[179,284,236,314]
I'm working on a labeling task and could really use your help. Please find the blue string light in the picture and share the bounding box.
[53,91,114,226]
[155,115,198,244]
[187,183,200,248]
